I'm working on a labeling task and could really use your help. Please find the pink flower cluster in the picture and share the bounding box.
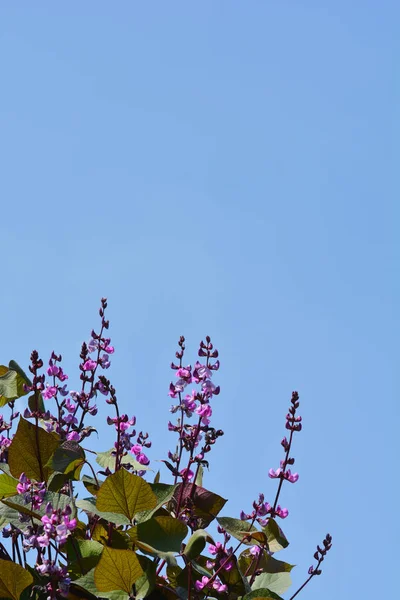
[36,561,71,597]
[268,464,299,483]
[37,503,77,547]
[195,576,227,593]
[17,473,46,510]
[167,336,223,488]
[240,493,289,525]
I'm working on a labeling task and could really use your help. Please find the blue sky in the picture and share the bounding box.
[0,2,398,598]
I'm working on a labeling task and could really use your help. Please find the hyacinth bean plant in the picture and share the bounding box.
[0,298,332,600]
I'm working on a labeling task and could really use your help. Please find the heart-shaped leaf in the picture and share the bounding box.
[0,559,33,599]
[96,469,157,522]
[94,547,143,593]
[8,417,60,482]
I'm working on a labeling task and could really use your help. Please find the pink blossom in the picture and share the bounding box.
[87,339,98,353]
[131,444,142,456]
[83,359,97,371]
[195,576,210,591]
[65,399,76,413]
[193,362,212,383]
[100,354,111,369]
[275,506,289,519]
[250,545,261,556]
[213,581,228,593]
[66,431,81,442]
[176,367,192,382]
[208,542,223,555]
[268,468,282,479]
[64,414,77,425]
[136,452,150,466]
[285,470,299,483]
[42,386,57,400]
[196,403,212,424]
[47,365,59,376]
[180,468,194,481]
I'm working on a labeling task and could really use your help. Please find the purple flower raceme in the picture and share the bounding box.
[167,335,223,505]
[36,503,77,548]
[16,473,46,510]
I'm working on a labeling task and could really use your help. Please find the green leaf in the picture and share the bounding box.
[175,484,227,527]
[0,558,33,599]
[96,449,150,472]
[92,522,131,549]
[153,471,160,484]
[72,568,127,600]
[251,573,292,596]
[166,565,183,588]
[76,498,131,526]
[8,417,60,482]
[183,529,214,560]
[135,555,157,599]
[66,538,104,578]
[216,517,258,545]
[0,361,30,406]
[48,440,86,475]
[242,589,284,600]
[195,465,203,487]
[263,519,289,552]
[190,556,213,579]
[94,547,143,593]
[2,491,77,523]
[0,472,18,499]
[135,483,177,523]
[238,549,294,578]
[82,474,103,496]
[137,516,188,553]
[96,469,157,522]
[28,392,45,414]
[128,526,177,566]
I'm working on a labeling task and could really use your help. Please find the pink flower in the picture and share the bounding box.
[180,468,194,481]
[65,399,76,413]
[268,468,282,479]
[196,403,212,424]
[250,545,261,556]
[176,367,192,382]
[47,365,59,376]
[195,576,210,591]
[275,506,289,519]
[17,473,31,495]
[83,359,97,371]
[100,354,111,369]
[131,444,142,456]
[64,414,77,425]
[136,453,150,466]
[213,582,228,593]
[67,431,81,442]
[42,386,57,400]
[285,470,299,483]
[37,534,50,547]
[193,362,212,383]
[87,339,98,353]
[208,542,223,555]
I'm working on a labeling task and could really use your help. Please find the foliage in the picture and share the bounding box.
[0,299,332,600]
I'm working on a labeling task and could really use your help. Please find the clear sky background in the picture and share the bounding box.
[0,2,398,599]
